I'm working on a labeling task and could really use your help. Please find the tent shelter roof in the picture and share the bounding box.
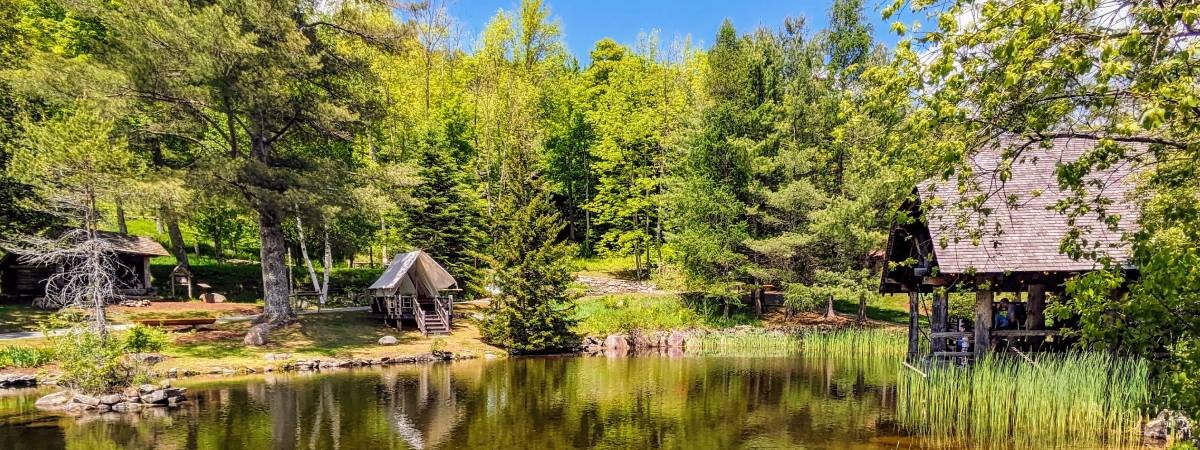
[368,250,457,298]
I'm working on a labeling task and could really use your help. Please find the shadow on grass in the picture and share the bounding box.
[0,304,54,333]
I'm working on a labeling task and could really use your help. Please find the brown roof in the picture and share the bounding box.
[95,231,171,257]
[919,136,1143,274]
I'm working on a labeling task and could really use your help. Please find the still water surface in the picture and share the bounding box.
[0,355,1115,449]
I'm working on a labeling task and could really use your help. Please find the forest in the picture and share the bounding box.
[1,0,1198,414]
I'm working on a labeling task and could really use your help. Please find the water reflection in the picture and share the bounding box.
[0,355,918,449]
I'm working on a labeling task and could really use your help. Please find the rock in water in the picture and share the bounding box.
[378,335,398,345]
[667,331,687,349]
[604,334,630,353]
[35,391,72,410]
[244,323,270,346]
[98,394,123,405]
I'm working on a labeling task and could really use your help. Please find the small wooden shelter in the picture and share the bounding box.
[368,250,458,335]
[0,230,170,303]
[880,137,1142,359]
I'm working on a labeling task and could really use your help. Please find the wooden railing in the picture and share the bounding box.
[435,294,452,329]
[414,304,427,335]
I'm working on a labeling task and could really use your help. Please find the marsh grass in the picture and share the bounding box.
[801,328,908,358]
[684,332,803,356]
[0,345,53,368]
[898,352,1149,448]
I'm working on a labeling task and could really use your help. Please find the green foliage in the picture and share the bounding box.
[802,328,906,358]
[46,329,131,394]
[401,134,488,298]
[480,153,578,353]
[0,345,53,368]
[784,269,875,312]
[574,293,757,336]
[123,324,169,354]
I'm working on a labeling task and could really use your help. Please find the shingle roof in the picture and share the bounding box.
[95,231,171,257]
[919,136,1142,274]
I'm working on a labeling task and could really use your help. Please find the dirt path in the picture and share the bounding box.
[575,275,660,296]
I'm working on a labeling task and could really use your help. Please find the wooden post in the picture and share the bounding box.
[1027,284,1046,330]
[931,290,948,352]
[907,291,920,359]
[975,290,994,358]
[1027,284,1046,348]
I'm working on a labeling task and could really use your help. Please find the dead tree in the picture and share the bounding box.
[12,229,127,338]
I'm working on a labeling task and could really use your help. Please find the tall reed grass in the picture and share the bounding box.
[684,332,803,356]
[801,328,908,358]
[897,352,1149,448]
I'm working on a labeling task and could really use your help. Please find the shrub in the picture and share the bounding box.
[0,346,53,368]
[123,324,170,354]
[48,329,131,394]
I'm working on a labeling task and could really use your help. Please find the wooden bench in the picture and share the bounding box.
[134,317,217,329]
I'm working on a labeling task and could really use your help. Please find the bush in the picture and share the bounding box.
[0,346,53,368]
[123,324,170,354]
[48,329,131,394]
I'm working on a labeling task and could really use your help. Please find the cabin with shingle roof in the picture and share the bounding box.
[880,137,1142,358]
[0,230,170,303]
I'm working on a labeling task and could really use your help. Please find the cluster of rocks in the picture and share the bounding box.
[575,276,659,295]
[150,351,476,378]
[35,382,187,414]
[1144,409,1194,442]
[0,373,37,388]
[117,299,152,307]
[581,329,695,356]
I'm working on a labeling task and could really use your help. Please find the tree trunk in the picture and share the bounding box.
[297,216,322,295]
[321,226,331,306]
[115,198,128,235]
[825,293,836,318]
[161,205,189,270]
[857,293,867,325]
[258,205,294,324]
[907,291,920,359]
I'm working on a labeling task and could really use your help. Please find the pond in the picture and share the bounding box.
[0,354,1143,449]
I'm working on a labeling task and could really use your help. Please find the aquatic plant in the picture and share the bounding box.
[801,328,908,358]
[684,332,803,356]
[897,352,1150,448]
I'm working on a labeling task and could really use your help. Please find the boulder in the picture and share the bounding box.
[167,396,184,407]
[243,323,270,346]
[73,394,101,406]
[200,292,227,303]
[1145,409,1193,441]
[35,391,72,410]
[98,394,123,405]
[378,335,398,345]
[128,353,165,366]
[166,368,179,378]
[0,374,37,388]
[140,389,168,405]
[667,331,688,349]
[604,334,630,352]
[138,384,158,394]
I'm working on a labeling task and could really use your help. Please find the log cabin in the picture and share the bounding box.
[879,136,1143,359]
[0,230,170,304]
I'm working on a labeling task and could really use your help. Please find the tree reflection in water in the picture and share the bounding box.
[0,355,926,449]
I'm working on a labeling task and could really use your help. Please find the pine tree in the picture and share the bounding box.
[480,150,576,353]
[403,132,487,298]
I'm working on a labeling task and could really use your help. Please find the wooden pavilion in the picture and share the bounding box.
[367,250,458,336]
[0,230,170,304]
[879,137,1143,359]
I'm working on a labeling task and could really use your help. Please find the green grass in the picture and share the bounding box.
[574,293,759,336]
[0,304,56,333]
[897,352,1150,448]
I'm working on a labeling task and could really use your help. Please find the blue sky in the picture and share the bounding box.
[448,0,920,63]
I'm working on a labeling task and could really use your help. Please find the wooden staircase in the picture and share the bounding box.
[420,308,450,335]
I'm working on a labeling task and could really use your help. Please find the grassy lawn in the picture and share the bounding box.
[573,255,640,279]
[0,304,56,333]
[832,293,912,325]
[574,292,759,336]
[156,303,502,373]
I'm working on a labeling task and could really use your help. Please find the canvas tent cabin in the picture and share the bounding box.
[879,136,1143,359]
[368,250,458,335]
[0,230,170,304]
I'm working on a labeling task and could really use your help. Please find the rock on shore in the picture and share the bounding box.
[35,384,188,415]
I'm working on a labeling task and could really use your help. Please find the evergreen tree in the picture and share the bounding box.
[480,149,576,353]
[403,131,487,298]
